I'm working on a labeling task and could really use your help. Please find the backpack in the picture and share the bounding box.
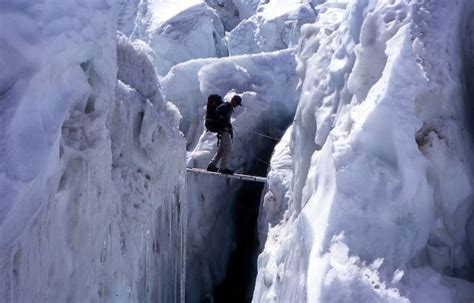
[205,94,224,132]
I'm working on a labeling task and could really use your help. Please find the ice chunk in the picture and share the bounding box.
[133,0,227,76]
[227,0,316,55]
[205,0,242,31]
[161,50,299,148]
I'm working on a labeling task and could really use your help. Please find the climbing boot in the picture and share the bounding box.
[219,168,234,175]
[207,164,218,172]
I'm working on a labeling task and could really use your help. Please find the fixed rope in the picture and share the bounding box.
[182,116,291,168]
[181,117,289,143]
[232,128,272,167]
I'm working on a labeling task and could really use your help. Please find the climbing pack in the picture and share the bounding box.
[205,94,224,133]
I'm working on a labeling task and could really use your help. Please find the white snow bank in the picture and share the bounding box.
[162,49,299,301]
[254,0,474,302]
[132,0,227,76]
[227,0,316,55]
[0,1,186,300]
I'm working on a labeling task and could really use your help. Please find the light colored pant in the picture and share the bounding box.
[209,130,231,169]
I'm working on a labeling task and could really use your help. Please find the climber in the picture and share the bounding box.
[206,94,242,175]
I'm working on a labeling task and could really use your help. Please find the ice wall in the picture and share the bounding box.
[162,50,298,147]
[254,0,474,302]
[0,1,186,302]
[205,0,242,31]
[462,0,474,269]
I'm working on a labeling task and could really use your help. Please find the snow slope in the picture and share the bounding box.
[0,2,186,302]
[254,0,474,302]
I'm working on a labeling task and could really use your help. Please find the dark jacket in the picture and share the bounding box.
[216,102,234,129]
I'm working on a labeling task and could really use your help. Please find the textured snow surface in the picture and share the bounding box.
[162,49,300,302]
[205,0,242,31]
[132,0,227,76]
[0,2,186,302]
[254,0,474,302]
[227,0,317,55]
[118,0,141,35]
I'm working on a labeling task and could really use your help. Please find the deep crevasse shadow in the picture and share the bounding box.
[212,141,274,303]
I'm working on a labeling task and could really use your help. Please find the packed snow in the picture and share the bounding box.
[118,0,141,35]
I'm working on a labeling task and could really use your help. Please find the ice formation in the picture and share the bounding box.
[0,1,185,302]
[132,0,227,76]
[118,0,141,35]
[205,0,242,31]
[227,0,317,55]
[254,0,474,302]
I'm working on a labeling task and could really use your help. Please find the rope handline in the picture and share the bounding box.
[234,127,286,143]
[233,128,272,167]
[181,116,290,144]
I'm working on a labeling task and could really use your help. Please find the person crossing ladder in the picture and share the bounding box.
[206,94,242,175]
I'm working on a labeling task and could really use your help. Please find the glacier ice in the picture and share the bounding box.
[132,0,227,76]
[3,0,474,302]
[0,1,186,302]
[254,0,474,302]
[205,0,242,31]
[227,0,317,55]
